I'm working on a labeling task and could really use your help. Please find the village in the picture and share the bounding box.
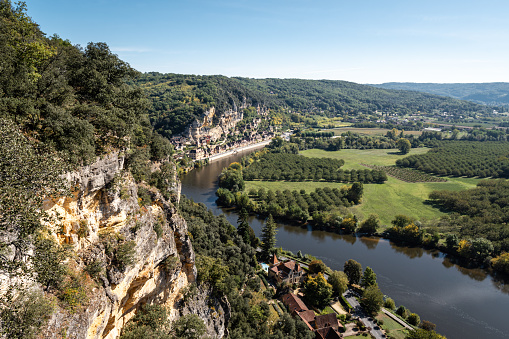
[170,104,275,163]
[259,253,415,339]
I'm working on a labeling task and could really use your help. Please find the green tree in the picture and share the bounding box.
[303,272,333,308]
[405,328,447,339]
[260,214,277,260]
[33,236,67,291]
[237,208,253,245]
[358,214,379,235]
[396,305,408,319]
[384,297,396,310]
[360,266,377,288]
[469,237,493,261]
[392,214,415,228]
[397,138,411,154]
[218,167,244,192]
[195,255,229,294]
[344,259,362,285]
[172,314,206,339]
[308,260,328,274]
[408,313,421,326]
[346,182,363,204]
[491,252,509,275]
[328,270,348,296]
[120,304,168,339]
[0,289,55,339]
[360,284,384,316]
[0,119,68,275]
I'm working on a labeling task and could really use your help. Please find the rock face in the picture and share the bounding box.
[40,152,228,338]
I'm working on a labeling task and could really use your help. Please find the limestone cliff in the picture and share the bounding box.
[39,152,228,338]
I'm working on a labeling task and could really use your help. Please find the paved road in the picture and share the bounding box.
[343,290,385,339]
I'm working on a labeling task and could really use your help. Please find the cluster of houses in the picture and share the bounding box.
[267,256,344,339]
[169,104,274,161]
[187,132,274,161]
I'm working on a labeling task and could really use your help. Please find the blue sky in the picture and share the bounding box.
[24,0,509,84]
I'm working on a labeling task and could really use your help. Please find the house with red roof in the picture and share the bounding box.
[268,255,305,284]
[281,293,344,338]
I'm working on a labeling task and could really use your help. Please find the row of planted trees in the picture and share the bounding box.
[243,152,387,183]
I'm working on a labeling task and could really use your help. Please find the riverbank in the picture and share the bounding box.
[206,139,271,163]
[180,144,509,339]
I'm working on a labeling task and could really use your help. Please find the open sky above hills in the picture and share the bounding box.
[25,0,509,84]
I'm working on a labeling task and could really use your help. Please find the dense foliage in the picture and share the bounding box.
[180,197,314,338]
[0,1,159,167]
[136,73,494,139]
[235,78,492,117]
[397,141,509,178]
[218,185,363,223]
[363,164,446,183]
[0,119,69,275]
[243,153,387,184]
[428,180,509,258]
[136,73,277,138]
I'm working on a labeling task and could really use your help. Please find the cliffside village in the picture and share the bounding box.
[268,255,343,339]
[170,104,275,162]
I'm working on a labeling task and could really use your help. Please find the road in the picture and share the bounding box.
[343,289,385,339]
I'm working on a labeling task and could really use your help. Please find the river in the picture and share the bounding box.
[180,147,509,339]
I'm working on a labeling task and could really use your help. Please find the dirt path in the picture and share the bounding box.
[330,301,347,315]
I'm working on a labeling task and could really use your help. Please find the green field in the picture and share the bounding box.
[322,127,423,137]
[245,148,480,225]
[299,148,430,170]
[376,313,409,339]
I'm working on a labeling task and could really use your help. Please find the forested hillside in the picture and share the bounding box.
[137,73,494,138]
[235,77,492,116]
[372,82,509,107]
[0,1,163,167]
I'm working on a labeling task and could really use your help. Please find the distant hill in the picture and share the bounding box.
[138,74,495,137]
[371,82,509,107]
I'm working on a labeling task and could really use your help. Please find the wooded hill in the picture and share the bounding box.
[372,82,509,107]
[0,1,164,168]
[137,73,494,138]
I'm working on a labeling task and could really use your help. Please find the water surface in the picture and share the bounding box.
[181,149,509,339]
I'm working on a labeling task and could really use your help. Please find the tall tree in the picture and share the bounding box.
[343,259,362,285]
[303,272,333,308]
[346,182,363,204]
[358,214,379,235]
[397,138,411,154]
[261,214,277,260]
[328,270,348,296]
[237,208,252,245]
[360,284,384,316]
[361,266,377,288]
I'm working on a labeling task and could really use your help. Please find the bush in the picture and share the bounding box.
[396,305,407,319]
[137,187,153,207]
[115,241,137,270]
[85,259,104,283]
[0,289,55,339]
[77,220,90,239]
[153,222,163,239]
[384,297,395,310]
[160,255,179,273]
[59,274,88,311]
[407,313,421,326]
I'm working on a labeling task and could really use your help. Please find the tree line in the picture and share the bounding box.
[242,152,387,184]
[397,140,509,178]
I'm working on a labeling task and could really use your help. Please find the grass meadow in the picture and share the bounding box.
[245,148,480,226]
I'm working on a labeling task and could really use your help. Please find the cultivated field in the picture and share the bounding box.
[245,148,480,225]
[322,127,423,137]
